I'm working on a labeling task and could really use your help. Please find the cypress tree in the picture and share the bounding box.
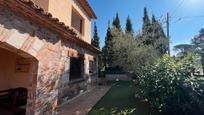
[142,7,151,35]
[102,21,113,67]
[142,7,153,45]
[91,22,100,49]
[112,12,121,30]
[125,16,134,34]
[152,15,156,24]
[141,10,168,55]
[151,15,168,55]
[152,15,159,41]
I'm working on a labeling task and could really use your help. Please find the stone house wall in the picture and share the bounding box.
[0,6,98,115]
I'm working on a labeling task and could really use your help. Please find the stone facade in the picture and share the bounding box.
[0,1,99,115]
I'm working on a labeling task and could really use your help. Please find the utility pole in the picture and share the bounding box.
[167,13,170,55]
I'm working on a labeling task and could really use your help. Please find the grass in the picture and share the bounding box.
[88,81,160,115]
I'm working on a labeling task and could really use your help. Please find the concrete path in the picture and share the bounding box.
[57,86,111,115]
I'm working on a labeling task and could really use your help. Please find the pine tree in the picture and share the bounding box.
[125,16,134,34]
[102,21,113,67]
[91,22,100,49]
[112,12,121,30]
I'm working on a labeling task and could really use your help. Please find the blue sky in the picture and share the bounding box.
[88,0,204,55]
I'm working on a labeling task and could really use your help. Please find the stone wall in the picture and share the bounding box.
[0,6,98,115]
[57,38,99,106]
[105,74,131,81]
[58,80,87,104]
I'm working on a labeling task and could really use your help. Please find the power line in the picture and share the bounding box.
[165,15,204,27]
[161,15,204,31]
[170,0,185,17]
[171,15,204,19]
[162,0,185,32]
[158,15,163,22]
[158,0,185,27]
[171,18,182,25]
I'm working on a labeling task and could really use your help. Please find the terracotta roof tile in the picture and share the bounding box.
[19,0,78,35]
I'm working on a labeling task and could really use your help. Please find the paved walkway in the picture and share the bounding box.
[57,86,111,115]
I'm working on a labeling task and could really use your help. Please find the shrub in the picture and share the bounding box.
[136,54,204,115]
[110,27,159,75]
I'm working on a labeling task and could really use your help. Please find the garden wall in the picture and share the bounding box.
[105,74,131,81]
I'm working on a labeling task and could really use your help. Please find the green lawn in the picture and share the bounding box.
[88,81,160,115]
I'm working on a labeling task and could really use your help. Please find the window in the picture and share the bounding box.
[71,8,84,35]
[70,57,84,80]
[89,61,94,74]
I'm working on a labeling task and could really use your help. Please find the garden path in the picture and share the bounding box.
[57,86,110,115]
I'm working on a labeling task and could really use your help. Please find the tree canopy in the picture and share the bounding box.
[141,9,168,55]
[174,44,194,56]
[111,27,159,74]
[174,28,204,73]
[102,9,169,70]
[192,28,204,53]
[192,28,204,73]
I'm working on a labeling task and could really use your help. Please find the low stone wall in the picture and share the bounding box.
[105,74,131,81]
[90,73,99,86]
[58,80,87,105]
[58,75,98,105]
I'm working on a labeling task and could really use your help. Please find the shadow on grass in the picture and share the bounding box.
[88,81,160,115]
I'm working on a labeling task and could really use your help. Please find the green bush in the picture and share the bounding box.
[136,54,204,115]
[110,27,159,75]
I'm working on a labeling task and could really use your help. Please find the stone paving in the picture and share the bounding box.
[57,86,111,115]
